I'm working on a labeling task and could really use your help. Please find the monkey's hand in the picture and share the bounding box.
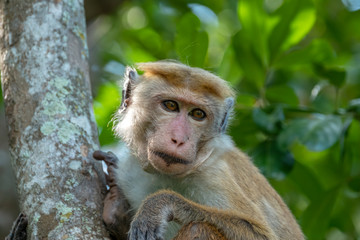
[129,191,175,240]
[93,150,119,169]
[93,150,132,239]
[93,150,122,189]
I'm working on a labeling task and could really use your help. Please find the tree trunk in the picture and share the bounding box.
[0,0,109,239]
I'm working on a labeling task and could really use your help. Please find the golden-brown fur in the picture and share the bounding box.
[94,61,304,240]
[173,222,226,240]
[136,61,234,100]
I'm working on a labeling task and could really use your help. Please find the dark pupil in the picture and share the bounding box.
[191,109,206,120]
[164,101,177,111]
[194,110,203,118]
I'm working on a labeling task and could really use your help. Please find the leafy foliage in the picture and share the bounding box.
[91,0,360,239]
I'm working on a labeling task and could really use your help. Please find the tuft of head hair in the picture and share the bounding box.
[136,61,235,100]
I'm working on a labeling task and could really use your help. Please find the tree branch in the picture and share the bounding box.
[0,0,109,238]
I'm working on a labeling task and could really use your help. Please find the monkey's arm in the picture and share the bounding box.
[93,151,133,240]
[173,222,227,240]
[129,189,276,240]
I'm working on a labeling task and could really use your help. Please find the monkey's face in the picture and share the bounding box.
[145,95,214,176]
[114,62,234,176]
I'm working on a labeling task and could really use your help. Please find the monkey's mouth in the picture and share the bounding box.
[151,151,190,166]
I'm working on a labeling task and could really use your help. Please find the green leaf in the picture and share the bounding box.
[311,89,336,114]
[94,82,121,128]
[313,64,346,88]
[175,13,208,67]
[343,119,360,178]
[252,106,284,135]
[94,82,121,146]
[265,85,299,106]
[268,0,315,61]
[237,0,269,65]
[291,142,345,190]
[281,8,316,51]
[347,98,360,113]
[234,0,269,89]
[251,140,295,180]
[301,187,340,239]
[230,109,261,149]
[274,39,336,68]
[125,45,157,63]
[288,161,324,201]
[232,32,266,89]
[217,46,243,85]
[349,176,360,192]
[137,28,163,54]
[236,94,257,108]
[278,115,343,151]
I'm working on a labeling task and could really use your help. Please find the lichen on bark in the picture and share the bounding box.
[0,0,109,238]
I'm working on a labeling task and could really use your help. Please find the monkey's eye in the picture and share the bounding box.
[162,100,179,112]
[189,109,206,121]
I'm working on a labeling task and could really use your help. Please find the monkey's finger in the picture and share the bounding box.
[103,155,119,168]
[93,150,107,160]
[93,150,119,167]
[104,171,112,184]
[103,169,118,188]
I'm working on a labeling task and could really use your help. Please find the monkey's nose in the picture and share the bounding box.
[171,138,185,147]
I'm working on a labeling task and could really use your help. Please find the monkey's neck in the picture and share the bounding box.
[113,135,235,208]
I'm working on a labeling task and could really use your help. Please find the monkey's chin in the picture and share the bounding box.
[147,150,192,176]
[140,160,158,174]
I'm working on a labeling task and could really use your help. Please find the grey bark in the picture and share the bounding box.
[0,0,109,239]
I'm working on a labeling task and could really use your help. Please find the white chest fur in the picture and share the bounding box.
[110,144,230,211]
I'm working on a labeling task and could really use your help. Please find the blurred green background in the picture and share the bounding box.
[88,0,360,239]
[1,0,360,239]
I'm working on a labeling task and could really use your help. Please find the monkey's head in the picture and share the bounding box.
[114,61,235,177]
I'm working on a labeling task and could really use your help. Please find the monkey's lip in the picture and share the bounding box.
[151,151,190,165]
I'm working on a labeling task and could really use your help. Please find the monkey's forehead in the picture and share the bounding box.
[136,61,235,100]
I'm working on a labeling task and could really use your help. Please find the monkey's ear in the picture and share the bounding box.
[219,97,234,133]
[120,66,139,111]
